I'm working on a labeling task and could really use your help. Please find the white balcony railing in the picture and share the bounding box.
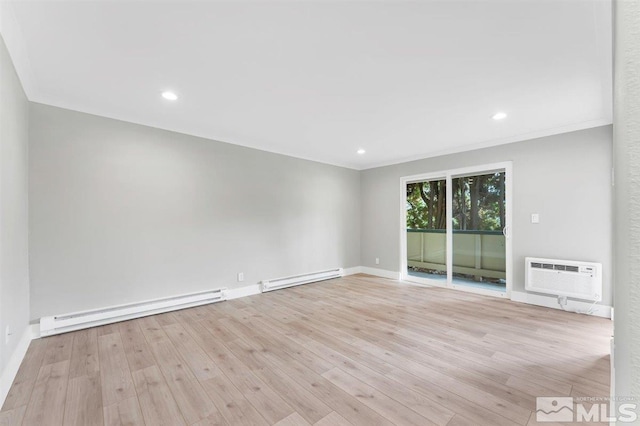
[407,229,506,280]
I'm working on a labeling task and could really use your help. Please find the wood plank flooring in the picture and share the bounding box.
[1,274,612,425]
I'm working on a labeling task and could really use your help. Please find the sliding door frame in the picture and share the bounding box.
[399,161,513,298]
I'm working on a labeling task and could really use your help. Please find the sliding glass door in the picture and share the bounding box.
[451,172,507,293]
[406,178,448,283]
[402,163,511,297]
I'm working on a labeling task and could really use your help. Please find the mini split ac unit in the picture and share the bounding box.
[525,257,602,301]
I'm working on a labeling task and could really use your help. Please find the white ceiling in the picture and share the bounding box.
[2,0,612,170]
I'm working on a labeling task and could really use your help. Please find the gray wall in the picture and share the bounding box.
[26,97,613,320]
[29,104,361,320]
[360,125,613,306]
[613,0,640,406]
[0,35,29,375]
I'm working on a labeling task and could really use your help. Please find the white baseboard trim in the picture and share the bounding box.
[359,267,401,280]
[510,290,612,319]
[342,266,362,276]
[29,323,39,337]
[225,284,261,300]
[0,324,38,408]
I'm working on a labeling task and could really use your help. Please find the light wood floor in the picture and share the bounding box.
[1,274,612,426]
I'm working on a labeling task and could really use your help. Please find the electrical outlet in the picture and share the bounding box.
[375,258,380,265]
[237,272,244,282]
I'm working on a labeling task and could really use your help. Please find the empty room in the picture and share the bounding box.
[1,0,639,425]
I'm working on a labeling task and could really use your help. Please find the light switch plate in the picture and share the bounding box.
[531,213,540,224]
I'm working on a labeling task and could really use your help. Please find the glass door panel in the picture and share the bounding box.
[451,172,506,292]
[406,179,447,283]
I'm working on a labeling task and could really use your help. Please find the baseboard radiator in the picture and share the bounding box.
[262,268,343,292]
[40,288,228,337]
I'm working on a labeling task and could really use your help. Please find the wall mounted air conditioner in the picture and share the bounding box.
[525,257,602,301]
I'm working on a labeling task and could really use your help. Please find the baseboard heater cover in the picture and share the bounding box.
[262,268,344,292]
[40,288,228,337]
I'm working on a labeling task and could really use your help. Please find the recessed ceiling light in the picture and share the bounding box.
[492,112,507,120]
[162,91,178,101]
[357,149,366,155]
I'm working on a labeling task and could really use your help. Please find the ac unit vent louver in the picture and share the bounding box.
[531,262,583,273]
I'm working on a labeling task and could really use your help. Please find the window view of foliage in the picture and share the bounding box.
[406,180,447,229]
[406,172,505,231]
